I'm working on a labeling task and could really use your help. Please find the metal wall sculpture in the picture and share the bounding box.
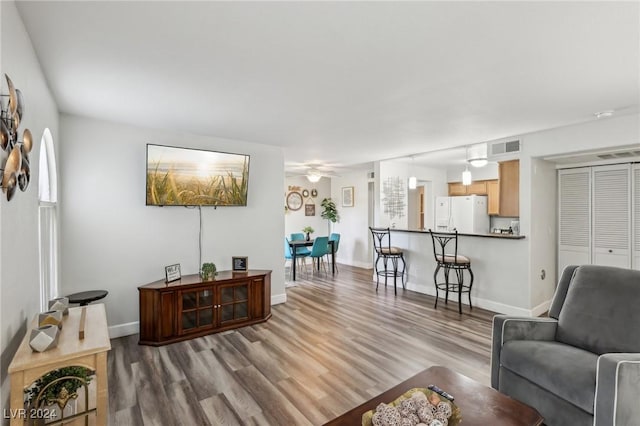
[1,74,32,201]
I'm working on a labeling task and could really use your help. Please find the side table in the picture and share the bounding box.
[67,290,108,306]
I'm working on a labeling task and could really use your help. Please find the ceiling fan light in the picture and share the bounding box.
[307,173,322,183]
[468,158,488,168]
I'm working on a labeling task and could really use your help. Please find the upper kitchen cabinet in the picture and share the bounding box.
[448,180,489,196]
[487,180,500,215]
[498,160,519,217]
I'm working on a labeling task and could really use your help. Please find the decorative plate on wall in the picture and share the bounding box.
[302,189,310,198]
[311,189,318,198]
[286,191,303,211]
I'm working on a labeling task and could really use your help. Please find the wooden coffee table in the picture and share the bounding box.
[323,366,543,426]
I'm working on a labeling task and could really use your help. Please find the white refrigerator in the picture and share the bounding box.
[434,195,490,234]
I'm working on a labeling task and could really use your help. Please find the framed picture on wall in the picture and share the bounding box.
[305,204,315,216]
[342,186,354,207]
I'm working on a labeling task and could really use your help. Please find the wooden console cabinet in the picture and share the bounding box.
[138,270,272,346]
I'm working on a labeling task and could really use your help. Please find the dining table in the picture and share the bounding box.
[289,238,335,281]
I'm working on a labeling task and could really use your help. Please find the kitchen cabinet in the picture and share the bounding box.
[498,160,519,217]
[139,270,271,346]
[487,180,500,215]
[448,180,491,196]
[448,182,468,196]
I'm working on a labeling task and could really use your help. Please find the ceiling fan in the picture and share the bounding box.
[285,162,341,182]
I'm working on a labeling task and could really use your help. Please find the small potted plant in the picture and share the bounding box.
[302,226,314,241]
[201,262,217,281]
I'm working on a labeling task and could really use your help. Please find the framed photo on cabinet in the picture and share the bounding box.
[232,256,248,272]
[165,264,181,283]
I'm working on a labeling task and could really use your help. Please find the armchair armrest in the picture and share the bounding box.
[491,315,558,389]
[594,353,640,426]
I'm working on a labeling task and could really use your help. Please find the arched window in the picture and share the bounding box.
[39,128,57,203]
[38,128,59,311]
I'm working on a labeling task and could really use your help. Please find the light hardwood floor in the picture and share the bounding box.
[108,265,495,425]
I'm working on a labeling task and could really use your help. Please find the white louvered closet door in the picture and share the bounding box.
[558,168,591,274]
[592,164,631,268]
[633,164,640,270]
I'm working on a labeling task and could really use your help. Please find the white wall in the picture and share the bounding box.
[528,158,557,309]
[525,114,639,158]
[377,160,448,229]
[331,170,372,268]
[446,162,499,182]
[0,0,60,413]
[393,231,531,315]
[284,176,331,238]
[59,114,285,337]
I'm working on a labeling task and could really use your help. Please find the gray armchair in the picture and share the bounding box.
[491,265,640,426]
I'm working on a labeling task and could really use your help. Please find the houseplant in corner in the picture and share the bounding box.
[302,226,314,241]
[320,198,339,235]
[201,263,217,281]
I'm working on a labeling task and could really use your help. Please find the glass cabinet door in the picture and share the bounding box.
[218,282,250,325]
[179,287,215,334]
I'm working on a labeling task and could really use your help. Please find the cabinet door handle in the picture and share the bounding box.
[608,249,613,253]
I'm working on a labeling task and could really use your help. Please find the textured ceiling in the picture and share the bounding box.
[15,1,640,172]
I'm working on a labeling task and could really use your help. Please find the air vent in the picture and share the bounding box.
[614,152,634,158]
[489,140,521,157]
[597,151,640,160]
[597,154,616,160]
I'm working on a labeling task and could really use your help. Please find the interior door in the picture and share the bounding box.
[633,164,640,270]
[558,168,591,274]
[592,164,631,268]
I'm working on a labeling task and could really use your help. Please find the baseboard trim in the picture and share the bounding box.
[108,294,288,339]
[271,293,287,305]
[108,321,139,339]
[531,299,552,317]
[340,259,372,269]
[404,282,544,317]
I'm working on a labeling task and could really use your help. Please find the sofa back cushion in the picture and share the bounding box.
[556,265,640,354]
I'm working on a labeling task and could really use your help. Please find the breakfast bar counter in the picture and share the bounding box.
[386,229,533,316]
[392,228,525,239]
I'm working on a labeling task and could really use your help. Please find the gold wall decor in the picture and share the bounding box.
[1,74,32,201]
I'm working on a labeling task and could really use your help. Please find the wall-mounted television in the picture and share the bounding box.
[146,144,250,206]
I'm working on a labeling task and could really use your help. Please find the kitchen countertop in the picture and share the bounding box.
[389,228,525,239]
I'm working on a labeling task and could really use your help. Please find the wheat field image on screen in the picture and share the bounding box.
[146,145,249,206]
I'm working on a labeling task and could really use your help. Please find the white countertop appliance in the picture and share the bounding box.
[435,195,490,234]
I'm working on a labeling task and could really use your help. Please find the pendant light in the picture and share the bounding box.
[462,146,472,185]
[462,165,472,185]
[408,156,417,189]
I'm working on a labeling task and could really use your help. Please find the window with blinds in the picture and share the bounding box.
[593,167,629,250]
[559,171,590,247]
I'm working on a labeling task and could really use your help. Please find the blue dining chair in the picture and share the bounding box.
[309,236,330,275]
[290,233,311,256]
[329,233,341,273]
[284,237,308,279]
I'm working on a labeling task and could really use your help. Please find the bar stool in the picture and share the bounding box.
[369,227,406,295]
[429,229,474,314]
